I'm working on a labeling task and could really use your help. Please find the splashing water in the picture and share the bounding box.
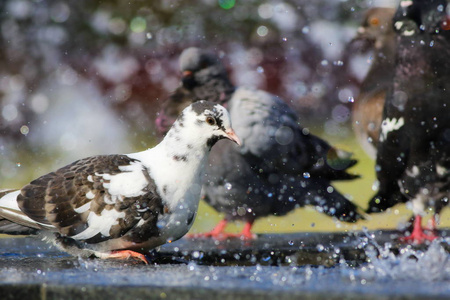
[362,238,450,282]
[344,230,450,283]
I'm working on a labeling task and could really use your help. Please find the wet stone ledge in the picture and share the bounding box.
[0,229,449,300]
[159,229,450,266]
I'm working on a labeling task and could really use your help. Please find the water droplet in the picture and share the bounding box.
[257,26,269,37]
[267,193,273,198]
[347,97,354,103]
[256,66,264,73]
[16,163,21,167]
[303,172,310,179]
[146,32,153,39]
[288,240,294,246]
[302,26,310,34]
[20,125,29,135]
[282,37,287,42]
[316,244,324,252]
[130,17,146,33]
[224,183,232,190]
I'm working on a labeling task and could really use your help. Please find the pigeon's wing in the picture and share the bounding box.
[17,155,163,244]
[229,87,357,180]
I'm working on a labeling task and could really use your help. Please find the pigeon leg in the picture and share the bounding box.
[424,214,438,231]
[188,219,256,240]
[399,215,439,244]
[187,219,228,238]
[105,250,149,264]
[239,221,256,240]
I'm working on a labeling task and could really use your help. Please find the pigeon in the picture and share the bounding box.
[366,0,450,243]
[350,7,396,159]
[156,47,364,239]
[0,101,241,263]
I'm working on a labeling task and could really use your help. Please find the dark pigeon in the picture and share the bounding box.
[157,47,364,239]
[367,0,450,243]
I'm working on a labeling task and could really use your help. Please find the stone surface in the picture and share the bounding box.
[0,230,449,300]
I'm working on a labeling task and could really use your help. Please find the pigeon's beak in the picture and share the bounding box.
[224,129,241,146]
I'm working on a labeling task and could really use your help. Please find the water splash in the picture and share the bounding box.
[345,230,450,283]
[363,238,450,282]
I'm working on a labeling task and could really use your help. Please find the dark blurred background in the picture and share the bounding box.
[6,0,441,233]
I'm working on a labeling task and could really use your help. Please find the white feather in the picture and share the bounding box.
[96,162,148,199]
[71,208,125,240]
[74,201,91,214]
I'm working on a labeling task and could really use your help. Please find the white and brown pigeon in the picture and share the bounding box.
[156,47,364,240]
[0,101,240,263]
[366,0,450,243]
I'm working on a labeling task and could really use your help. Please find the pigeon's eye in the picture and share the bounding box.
[206,116,216,126]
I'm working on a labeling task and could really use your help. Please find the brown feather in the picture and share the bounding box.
[17,154,163,245]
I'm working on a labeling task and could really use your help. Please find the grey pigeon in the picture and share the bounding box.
[156,47,363,239]
[366,0,450,243]
[0,101,240,263]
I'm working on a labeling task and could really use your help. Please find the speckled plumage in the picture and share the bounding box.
[0,101,240,259]
[157,48,363,237]
[366,0,450,242]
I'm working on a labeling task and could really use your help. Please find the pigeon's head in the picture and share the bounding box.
[179,100,240,149]
[350,7,395,53]
[178,47,227,89]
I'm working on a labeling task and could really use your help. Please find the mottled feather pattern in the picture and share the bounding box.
[18,155,163,244]
[366,0,450,219]
[0,101,239,259]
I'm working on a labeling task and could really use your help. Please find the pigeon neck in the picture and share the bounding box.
[160,123,210,167]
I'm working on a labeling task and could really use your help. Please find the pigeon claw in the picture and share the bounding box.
[106,250,149,264]
[399,215,440,244]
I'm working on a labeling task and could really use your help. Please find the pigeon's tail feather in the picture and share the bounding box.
[305,136,360,181]
[306,187,365,222]
[309,154,360,181]
[0,218,38,235]
[0,189,48,235]
[366,191,407,213]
